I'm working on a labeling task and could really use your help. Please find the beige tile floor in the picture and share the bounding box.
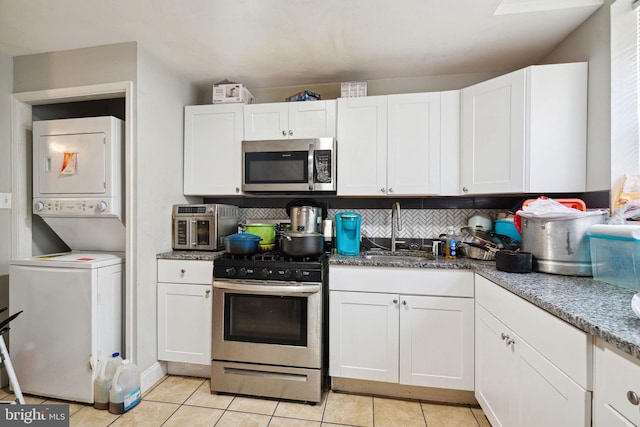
[1,375,492,427]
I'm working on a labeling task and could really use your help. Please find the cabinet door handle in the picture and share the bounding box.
[462,187,468,193]
[628,391,640,405]
[282,130,287,136]
[235,187,240,193]
[180,269,186,275]
[380,188,386,193]
[205,289,211,298]
[402,300,407,306]
[506,338,515,346]
[392,299,398,304]
[388,188,394,193]
[501,333,509,341]
[288,130,293,136]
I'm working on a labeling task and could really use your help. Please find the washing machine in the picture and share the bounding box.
[10,116,125,403]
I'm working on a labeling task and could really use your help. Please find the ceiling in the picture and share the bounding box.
[0,0,605,90]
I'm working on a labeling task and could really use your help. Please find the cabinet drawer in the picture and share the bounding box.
[329,266,474,297]
[475,274,591,389]
[595,339,640,425]
[157,259,213,284]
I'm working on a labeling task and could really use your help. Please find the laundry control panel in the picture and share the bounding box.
[33,198,119,216]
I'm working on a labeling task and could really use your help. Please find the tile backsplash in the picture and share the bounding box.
[240,207,503,239]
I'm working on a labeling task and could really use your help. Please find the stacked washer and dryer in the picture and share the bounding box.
[9,116,125,403]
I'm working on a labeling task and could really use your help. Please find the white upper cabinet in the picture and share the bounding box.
[460,62,588,195]
[183,104,244,196]
[243,100,337,140]
[337,96,388,196]
[337,91,459,196]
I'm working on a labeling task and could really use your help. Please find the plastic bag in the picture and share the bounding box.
[615,174,640,212]
[517,197,604,221]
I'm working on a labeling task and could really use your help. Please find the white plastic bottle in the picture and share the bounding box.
[94,352,122,410]
[446,226,457,260]
[108,359,141,414]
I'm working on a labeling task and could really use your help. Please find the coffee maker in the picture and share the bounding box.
[335,212,362,255]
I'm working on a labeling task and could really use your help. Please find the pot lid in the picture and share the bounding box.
[225,233,262,241]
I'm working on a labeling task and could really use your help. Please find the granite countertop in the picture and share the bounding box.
[156,250,226,261]
[329,252,640,361]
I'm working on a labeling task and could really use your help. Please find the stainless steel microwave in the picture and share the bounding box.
[242,137,336,192]
[172,204,239,251]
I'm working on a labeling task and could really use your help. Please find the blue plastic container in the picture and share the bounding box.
[494,218,522,242]
[335,212,362,255]
[588,224,640,291]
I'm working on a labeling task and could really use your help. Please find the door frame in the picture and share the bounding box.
[10,81,137,362]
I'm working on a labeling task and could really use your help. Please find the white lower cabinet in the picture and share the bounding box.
[157,259,213,365]
[475,274,591,427]
[329,266,474,391]
[594,339,640,426]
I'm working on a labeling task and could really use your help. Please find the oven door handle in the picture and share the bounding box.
[214,281,321,296]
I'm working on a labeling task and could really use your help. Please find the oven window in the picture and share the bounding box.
[245,151,308,183]
[196,220,210,245]
[224,293,308,346]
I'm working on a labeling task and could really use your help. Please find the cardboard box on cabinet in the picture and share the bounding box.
[212,82,255,104]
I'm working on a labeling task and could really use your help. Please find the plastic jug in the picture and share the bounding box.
[94,352,123,409]
[109,359,141,414]
[335,212,362,255]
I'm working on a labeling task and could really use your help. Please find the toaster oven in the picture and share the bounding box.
[172,204,239,251]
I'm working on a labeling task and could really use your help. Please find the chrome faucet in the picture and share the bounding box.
[391,202,404,253]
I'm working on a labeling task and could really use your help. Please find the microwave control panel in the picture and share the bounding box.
[315,150,332,183]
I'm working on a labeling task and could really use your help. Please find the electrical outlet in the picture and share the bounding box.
[0,193,11,209]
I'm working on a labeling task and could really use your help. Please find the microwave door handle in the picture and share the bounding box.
[308,144,314,191]
[214,281,320,296]
[190,219,197,248]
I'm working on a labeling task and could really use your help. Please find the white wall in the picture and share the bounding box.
[233,71,503,104]
[0,51,13,314]
[540,1,612,193]
[11,42,200,379]
[13,43,137,93]
[135,45,198,374]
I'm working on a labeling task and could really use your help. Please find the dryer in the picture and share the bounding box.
[32,116,125,252]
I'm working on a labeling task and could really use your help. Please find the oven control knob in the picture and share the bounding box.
[283,269,292,279]
[225,267,237,277]
[238,267,247,278]
[294,270,303,280]
[260,268,270,278]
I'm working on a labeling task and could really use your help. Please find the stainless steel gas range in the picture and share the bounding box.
[211,251,328,403]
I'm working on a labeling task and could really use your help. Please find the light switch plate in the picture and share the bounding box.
[0,193,11,209]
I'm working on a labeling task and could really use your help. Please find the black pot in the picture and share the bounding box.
[496,250,532,273]
[280,231,324,257]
